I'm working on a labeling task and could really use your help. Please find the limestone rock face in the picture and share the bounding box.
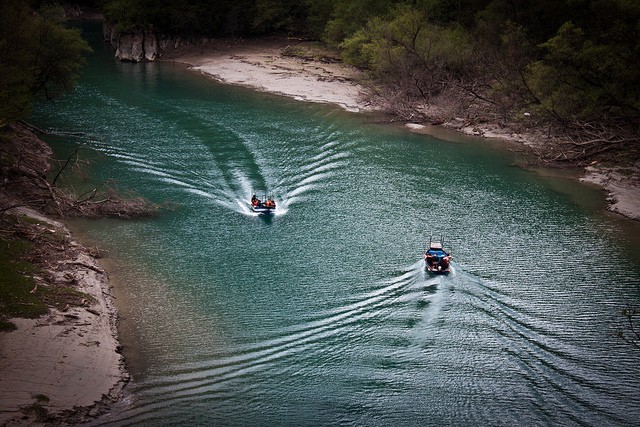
[143,32,159,61]
[103,24,203,63]
[103,24,160,62]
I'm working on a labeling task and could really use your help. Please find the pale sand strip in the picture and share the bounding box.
[581,166,640,220]
[0,209,126,425]
[166,38,372,113]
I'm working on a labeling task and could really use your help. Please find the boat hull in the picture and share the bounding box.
[252,206,275,214]
[425,264,450,274]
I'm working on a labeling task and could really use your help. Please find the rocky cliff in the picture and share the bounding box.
[103,25,161,62]
[105,25,193,63]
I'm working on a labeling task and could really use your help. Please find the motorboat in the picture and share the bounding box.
[424,238,451,274]
[251,193,276,214]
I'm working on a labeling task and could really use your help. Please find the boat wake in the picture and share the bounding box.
[97,260,445,425]
[77,117,358,219]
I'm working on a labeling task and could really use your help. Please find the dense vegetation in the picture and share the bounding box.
[0,1,157,218]
[0,1,159,329]
[0,214,92,331]
[100,0,640,162]
[0,0,91,127]
[1,0,638,158]
[0,1,637,344]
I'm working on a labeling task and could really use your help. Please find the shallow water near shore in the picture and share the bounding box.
[32,22,640,426]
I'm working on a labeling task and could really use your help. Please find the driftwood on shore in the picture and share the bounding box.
[1,123,162,219]
[0,122,148,424]
[0,206,128,425]
[544,120,638,164]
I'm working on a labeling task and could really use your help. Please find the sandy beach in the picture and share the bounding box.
[580,165,640,220]
[165,38,371,113]
[0,208,127,425]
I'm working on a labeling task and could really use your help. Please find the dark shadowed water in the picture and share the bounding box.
[32,23,640,426]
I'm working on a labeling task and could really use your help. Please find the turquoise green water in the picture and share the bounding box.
[32,23,640,426]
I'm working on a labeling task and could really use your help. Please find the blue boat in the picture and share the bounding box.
[424,239,451,273]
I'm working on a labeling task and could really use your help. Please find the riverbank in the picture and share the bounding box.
[163,37,370,113]
[164,37,640,221]
[0,125,128,425]
[0,209,128,426]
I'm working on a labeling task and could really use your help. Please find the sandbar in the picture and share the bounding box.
[0,208,127,425]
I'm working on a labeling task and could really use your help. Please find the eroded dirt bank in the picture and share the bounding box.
[0,124,129,425]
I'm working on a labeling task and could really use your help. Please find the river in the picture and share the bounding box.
[31,22,640,426]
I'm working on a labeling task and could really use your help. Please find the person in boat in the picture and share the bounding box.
[426,254,437,268]
[265,198,276,209]
[440,256,450,269]
[424,248,451,271]
[251,194,261,207]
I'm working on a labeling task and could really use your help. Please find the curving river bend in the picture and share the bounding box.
[32,23,640,426]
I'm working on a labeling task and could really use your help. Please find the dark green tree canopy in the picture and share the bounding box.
[4,0,636,150]
[0,0,91,127]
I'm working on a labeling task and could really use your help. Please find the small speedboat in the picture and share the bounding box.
[251,194,276,214]
[424,239,451,274]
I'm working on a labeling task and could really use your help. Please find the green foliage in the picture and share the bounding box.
[416,0,491,26]
[0,320,17,331]
[341,5,472,100]
[33,23,92,100]
[252,0,292,33]
[20,400,50,422]
[0,237,48,324]
[323,0,400,46]
[526,13,640,122]
[340,28,375,69]
[0,0,91,127]
[252,0,313,34]
[102,0,149,30]
[104,0,257,36]
[0,0,633,137]
[0,218,95,328]
[475,0,572,46]
[33,394,50,403]
[302,0,338,39]
[0,0,39,127]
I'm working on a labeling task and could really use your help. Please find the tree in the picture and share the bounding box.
[341,5,472,100]
[95,0,640,158]
[104,0,257,36]
[323,0,400,46]
[0,0,35,127]
[0,1,91,127]
[415,0,491,26]
[526,18,640,125]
